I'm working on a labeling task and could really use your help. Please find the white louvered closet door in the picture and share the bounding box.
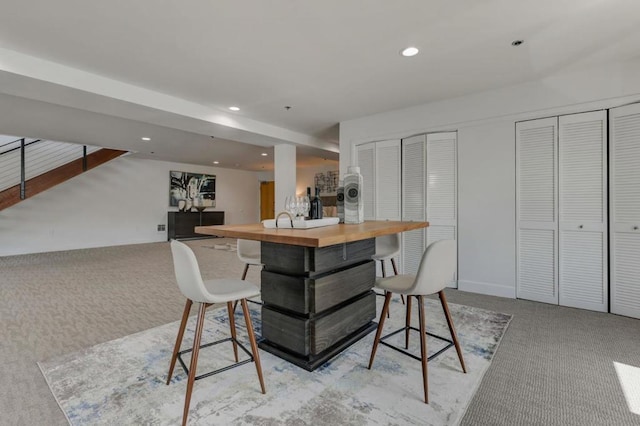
[402,134,426,275]
[355,143,376,220]
[516,118,559,305]
[610,103,640,319]
[375,140,401,221]
[558,111,608,312]
[426,132,458,287]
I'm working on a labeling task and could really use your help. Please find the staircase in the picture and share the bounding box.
[0,137,126,211]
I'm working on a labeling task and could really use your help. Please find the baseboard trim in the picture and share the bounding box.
[458,280,516,299]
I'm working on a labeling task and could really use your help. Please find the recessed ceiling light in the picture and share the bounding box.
[229,106,240,111]
[400,47,419,57]
[511,40,524,47]
[213,161,219,164]
[261,153,268,156]
[141,137,151,141]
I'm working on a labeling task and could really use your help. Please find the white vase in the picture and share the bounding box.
[336,180,345,223]
[343,166,364,224]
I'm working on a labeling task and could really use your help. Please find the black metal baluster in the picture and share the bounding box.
[20,139,25,199]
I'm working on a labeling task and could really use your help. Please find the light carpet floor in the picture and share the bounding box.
[1,238,640,425]
[38,298,510,425]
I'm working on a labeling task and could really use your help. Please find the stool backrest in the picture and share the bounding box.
[410,239,456,295]
[237,239,261,264]
[375,233,401,257]
[170,240,209,303]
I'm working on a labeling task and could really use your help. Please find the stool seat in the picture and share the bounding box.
[376,274,414,293]
[372,233,404,313]
[237,239,262,266]
[371,251,399,261]
[237,239,263,281]
[372,233,401,262]
[201,278,260,302]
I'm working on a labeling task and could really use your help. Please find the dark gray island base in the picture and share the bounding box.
[259,239,377,371]
[194,220,429,371]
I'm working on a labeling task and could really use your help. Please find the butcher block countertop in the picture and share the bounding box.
[195,220,428,248]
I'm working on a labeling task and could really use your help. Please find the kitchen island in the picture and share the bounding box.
[195,220,428,371]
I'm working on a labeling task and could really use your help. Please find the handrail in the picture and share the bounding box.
[0,138,42,155]
[0,137,24,149]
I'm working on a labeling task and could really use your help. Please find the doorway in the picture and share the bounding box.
[260,181,275,220]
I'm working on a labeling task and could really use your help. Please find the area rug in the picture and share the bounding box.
[39,298,511,425]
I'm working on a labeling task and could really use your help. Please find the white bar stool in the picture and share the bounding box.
[167,240,266,425]
[368,239,466,404]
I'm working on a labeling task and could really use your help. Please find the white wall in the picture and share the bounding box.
[339,58,640,298]
[457,122,516,297]
[0,155,261,256]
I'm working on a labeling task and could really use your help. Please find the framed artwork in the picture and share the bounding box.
[169,171,216,210]
[314,170,339,195]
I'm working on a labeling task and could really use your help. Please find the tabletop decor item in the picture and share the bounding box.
[337,180,345,223]
[344,166,363,224]
[262,217,340,229]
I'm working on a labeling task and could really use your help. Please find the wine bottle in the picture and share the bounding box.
[311,187,323,219]
[306,187,312,219]
[316,188,323,219]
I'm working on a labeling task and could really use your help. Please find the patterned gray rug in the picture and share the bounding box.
[39,298,511,425]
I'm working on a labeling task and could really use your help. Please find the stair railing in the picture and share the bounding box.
[0,137,90,200]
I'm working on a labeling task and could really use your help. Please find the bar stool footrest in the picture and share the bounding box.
[177,337,255,381]
[379,326,454,362]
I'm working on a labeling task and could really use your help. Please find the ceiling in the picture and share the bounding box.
[1,0,639,170]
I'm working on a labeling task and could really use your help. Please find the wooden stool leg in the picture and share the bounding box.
[417,295,429,404]
[227,302,239,362]
[241,264,250,280]
[390,258,399,275]
[233,264,251,315]
[182,303,207,426]
[368,292,393,369]
[384,291,390,319]
[405,295,412,349]
[167,299,193,385]
[439,290,467,373]
[389,259,405,305]
[241,299,266,394]
[379,261,390,319]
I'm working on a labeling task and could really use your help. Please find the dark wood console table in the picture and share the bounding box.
[167,211,224,240]
[195,220,427,371]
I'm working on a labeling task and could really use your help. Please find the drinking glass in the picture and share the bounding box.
[284,196,294,216]
[302,195,310,218]
[295,196,305,219]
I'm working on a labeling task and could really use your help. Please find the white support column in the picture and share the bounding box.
[274,144,297,214]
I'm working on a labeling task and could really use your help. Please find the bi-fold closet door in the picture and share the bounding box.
[355,139,401,222]
[355,133,457,280]
[516,111,608,312]
[610,103,640,319]
[401,132,458,283]
[355,140,401,277]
